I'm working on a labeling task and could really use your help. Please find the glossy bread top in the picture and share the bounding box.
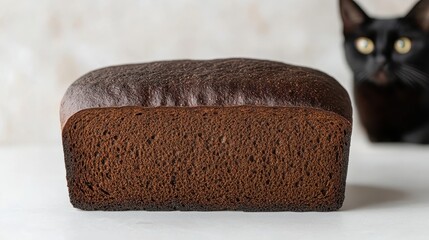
[60,58,352,128]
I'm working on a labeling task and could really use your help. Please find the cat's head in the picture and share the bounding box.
[340,0,429,87]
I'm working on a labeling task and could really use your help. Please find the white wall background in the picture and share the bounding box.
[0,0,418,145]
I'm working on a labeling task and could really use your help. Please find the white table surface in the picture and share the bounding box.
[1,142,429,240]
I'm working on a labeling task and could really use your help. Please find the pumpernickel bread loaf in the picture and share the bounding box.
[61,58,352,211]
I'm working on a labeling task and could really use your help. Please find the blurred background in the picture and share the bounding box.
[0,0,418,146]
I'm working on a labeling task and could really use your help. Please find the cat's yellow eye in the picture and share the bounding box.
[394,37,412,54]
[355,37,375,55]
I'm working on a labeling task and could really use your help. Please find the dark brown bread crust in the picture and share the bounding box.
[61,58,353,211]
[60,58,351,128]
[63,106,351,211]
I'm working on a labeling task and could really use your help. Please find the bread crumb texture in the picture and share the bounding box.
[62,106,351,211]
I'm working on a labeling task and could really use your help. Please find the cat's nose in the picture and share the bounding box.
[372,69,389,86]
[372,56,389,85]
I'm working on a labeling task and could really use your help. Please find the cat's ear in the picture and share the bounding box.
[405,0,429,31]
[339,0,369,33]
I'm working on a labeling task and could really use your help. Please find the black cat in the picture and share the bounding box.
[340,0,429,144]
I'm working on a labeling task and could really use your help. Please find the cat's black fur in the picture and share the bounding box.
[340,0,429,143]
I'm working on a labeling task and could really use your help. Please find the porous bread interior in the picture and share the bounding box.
[62,106,351,211]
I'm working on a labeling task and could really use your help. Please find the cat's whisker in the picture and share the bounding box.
[400,66,423,83]
[403,65,429,82]
[399,65,429,89]
[394,69,417,88]
[394,69,410,86]
[395,67,412,87]
[399,68,423,88]
[355,70,368,83]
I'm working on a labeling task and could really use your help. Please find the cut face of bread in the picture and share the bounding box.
[63,106,351,211]
[61,58,352,211]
